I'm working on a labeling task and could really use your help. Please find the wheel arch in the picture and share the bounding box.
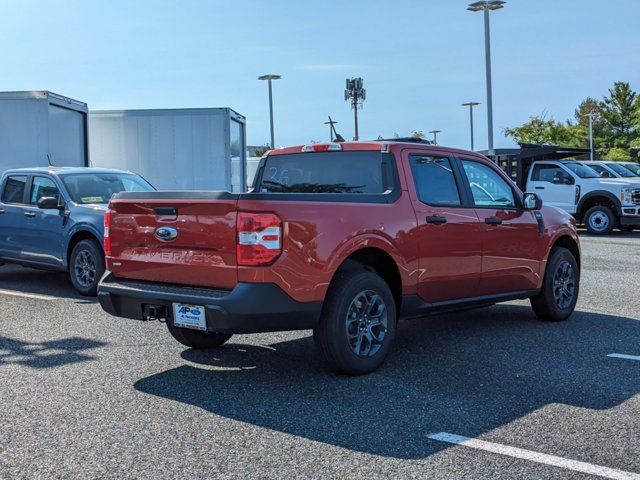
[576,190,621,222]
[550,235,581,270]
[327,246,403,315]
[66,228,103,267]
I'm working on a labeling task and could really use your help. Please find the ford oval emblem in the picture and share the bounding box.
[155,226,178,242]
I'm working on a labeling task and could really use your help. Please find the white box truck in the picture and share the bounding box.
[89,108,247,192]
[0,91,88,173]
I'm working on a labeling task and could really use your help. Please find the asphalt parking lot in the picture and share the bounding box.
[1,232,639,479]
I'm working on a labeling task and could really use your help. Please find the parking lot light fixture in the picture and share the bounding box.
[258,74,282,149]
[462,101,480,151]
[468,1,505,156]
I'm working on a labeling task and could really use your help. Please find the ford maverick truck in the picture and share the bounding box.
[97,141,580,374]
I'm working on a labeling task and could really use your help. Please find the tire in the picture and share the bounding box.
[166,322,233,349]
[584,205,615,235]
[313,269,397,375]
[530,247,579,322]
[619,225,636,232]
[69,239,105,296]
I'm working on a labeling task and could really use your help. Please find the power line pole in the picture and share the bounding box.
[345,78,366,141]
[583,112,597,160]
[462,101,480,151]
[429,130,441,145]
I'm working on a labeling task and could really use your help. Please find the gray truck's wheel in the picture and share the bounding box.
[69,239,105,296]
[166,323,232,349]
[584,205,614,235]
[313,269,396,375]
[530,247,579,321]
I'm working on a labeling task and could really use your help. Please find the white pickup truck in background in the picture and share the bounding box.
[525,160,640,234]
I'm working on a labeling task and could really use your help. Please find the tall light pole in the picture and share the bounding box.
[345,78,366,141]
[462,101,480,151]
[429,130,441,145]
[468,0,505,155]
[324,117,338,141]
[258,74,281,149]
[583,112,597,160]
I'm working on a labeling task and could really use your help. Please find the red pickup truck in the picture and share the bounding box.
[98,141,580,374]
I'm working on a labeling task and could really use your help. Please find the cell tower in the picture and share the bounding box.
[345,78,366,141]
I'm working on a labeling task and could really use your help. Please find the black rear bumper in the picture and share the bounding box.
[97,272,322,334]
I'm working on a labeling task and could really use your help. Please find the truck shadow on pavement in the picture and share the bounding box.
[134,304,640,459]
[0,265,94,302]
[0,336,106,369]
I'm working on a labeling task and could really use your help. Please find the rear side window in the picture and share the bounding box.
[409,155,461,206]
[1,175,28,204]
[258,151,394,194]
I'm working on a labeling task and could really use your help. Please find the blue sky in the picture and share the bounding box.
[1,0,638,150]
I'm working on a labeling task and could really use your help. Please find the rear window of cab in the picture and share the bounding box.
[257,151,395,194]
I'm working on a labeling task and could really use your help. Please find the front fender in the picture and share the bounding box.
[64,224,104,266]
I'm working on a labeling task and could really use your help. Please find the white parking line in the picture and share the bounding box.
[607,353,640,362]
[0,289,60,301]
[428,432,640,480]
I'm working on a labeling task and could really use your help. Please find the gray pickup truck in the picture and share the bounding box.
[0,167,154,295]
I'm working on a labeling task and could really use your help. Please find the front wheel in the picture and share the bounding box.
[166,323,233,349]
[69,239,105,296]
[584,205,615,235]
[530,247,579,321]
[313,269,397,375]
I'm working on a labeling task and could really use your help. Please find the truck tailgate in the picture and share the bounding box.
[107,192,239,289]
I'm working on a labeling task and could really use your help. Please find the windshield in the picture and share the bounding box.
[61,173,155,204]
[562,162,600,178]
[607,162,638,177]
[621,162,640,176]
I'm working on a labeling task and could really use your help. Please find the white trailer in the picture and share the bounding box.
[0,91,88,173]
[89,108,247,192]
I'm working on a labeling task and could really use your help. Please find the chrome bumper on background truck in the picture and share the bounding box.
[97,272,322,334]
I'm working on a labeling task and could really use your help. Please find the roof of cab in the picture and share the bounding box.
[3,166,133,176]
[267,141,489,159]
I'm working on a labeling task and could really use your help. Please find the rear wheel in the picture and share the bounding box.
[69,239,105,296]
[313,269,396,375]
[166,323,232,349]
[584,205,614,235]
[530,247,579,321]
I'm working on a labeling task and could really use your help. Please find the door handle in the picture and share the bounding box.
[535,186,545,190]
[24,211,36,218]
[485,217,503,225]
[426,215,447,224]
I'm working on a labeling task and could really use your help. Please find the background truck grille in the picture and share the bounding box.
[632,189,640,205]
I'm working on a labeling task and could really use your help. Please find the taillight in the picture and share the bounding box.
[104,210,112,257]
[236,212,282,266]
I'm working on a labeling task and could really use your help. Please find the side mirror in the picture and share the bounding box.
[523,192,543,210]
[37,196,62,210]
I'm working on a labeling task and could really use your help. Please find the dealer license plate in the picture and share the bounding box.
[173,303,207,331]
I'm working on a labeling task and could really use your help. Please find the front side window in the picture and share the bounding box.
[587,164,614,178]
[531,164,571,183]
[1,175,28,204]
[61,173,155,204]
[30,177,60,205]
[409,155,460,206]
[622,162,640,176]
[562,162,599,178]
[258,151,394,194]
[460,159,516,208]
[605,162,636,177]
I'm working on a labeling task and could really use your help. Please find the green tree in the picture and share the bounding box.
[599,82,639,149]
[252,144,271,157]
[503,114,572,145]
[411,130,425,139]
[606,147,632,162]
